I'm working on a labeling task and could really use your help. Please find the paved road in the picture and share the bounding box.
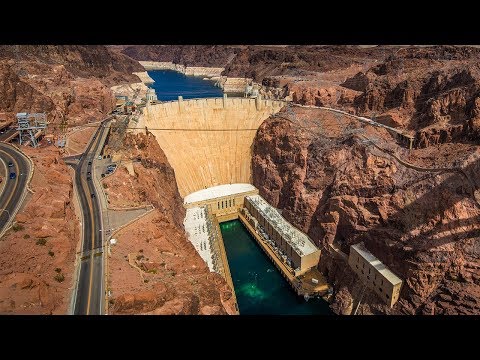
[0,143,31,236]
[72,119,110,315]
[0,128,18,143]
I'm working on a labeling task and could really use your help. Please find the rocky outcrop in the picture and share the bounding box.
[252,106,480,315]
[104,132,233,315]
[122,45,240,68]
[0,45,142,129]
[0,146,79,314]
[342,46,480,142]
[0,45,142,85]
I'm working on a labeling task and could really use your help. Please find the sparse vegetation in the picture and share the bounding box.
[103,183,108,189]
[12,224,24,232]
[23,234,30,239]
[143,279,149,283]
[36,238,47,246]
[48,250,55,257]
[54,273,65,283]
[55,268,62,273]
[136,254,144,261]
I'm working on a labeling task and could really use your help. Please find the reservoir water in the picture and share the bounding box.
[221,220,333,315]
[147,70,223,101]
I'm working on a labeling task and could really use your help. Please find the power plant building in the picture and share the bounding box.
[244,195,320,275]
[348,242,403,308]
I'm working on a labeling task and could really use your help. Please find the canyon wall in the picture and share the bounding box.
[0,45,142,128]
[0,146,79,314]
[252,106,480,315]
[341,46,480,147]
[138,61,247,92]
[102,132,234,315]
[140,97,284,197]
[139,61,224,78]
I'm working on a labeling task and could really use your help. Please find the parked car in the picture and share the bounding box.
[9,172,16,180]
[8,161,13,167]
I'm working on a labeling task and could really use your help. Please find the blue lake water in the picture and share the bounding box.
[147,70,224,101]
[221,220,333,315]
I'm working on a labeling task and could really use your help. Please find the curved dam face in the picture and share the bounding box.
[142,97,284,197]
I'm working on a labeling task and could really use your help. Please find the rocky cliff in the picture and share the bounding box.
[103,132,234,315]
[252,106,480,315]
[0,45,142,128]
[341,46,480,146]
[121,45,241,68]
[0,146,79,314]
[122,45,390,82]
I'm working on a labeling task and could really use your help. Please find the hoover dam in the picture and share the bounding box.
[140,96,284,197]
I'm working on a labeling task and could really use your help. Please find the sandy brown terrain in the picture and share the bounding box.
[0,45,142,130]
[0,145,79,314]
[105,132,235,314]
[65,125,96,155]
[0,46,143,314]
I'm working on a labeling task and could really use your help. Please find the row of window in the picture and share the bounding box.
[355,262,384,286]
[217,198,235,210]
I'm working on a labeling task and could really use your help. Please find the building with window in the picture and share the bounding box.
[244,195,320,275]
[348,242,403,307]
[184,183,258,222]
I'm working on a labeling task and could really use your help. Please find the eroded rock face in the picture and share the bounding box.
[252,107,480,315]
[341,46,480,146]
[0,45,142,128]
[0,147,78,314]
[121,45,240,68]
[105,132,234,315]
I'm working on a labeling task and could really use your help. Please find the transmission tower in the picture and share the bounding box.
[16,112,47,148]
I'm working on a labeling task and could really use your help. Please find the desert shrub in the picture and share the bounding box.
[23,234,30,239]
[36,238,47,246]
[12,224,24,232]
[48,251,54,257]
[54,273,65,283]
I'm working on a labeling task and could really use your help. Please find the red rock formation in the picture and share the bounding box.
[342,46,480,145]
[121,45,392,81]
[104,132,234,315]
[0,45,142,129]
[120,45,241,68]
[0,146,78,314]
[252,106,480,315]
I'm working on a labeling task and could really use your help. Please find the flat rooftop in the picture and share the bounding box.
[352,242,402,286]
[246,195,318,257]
[184,183,257,205]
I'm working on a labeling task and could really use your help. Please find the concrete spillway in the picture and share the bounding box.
[141,97,284,197]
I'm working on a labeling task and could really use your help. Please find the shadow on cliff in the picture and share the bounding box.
[387,157,480,250]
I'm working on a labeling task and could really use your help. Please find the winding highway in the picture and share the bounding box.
[0,143,31,237]
[72,119,110,315]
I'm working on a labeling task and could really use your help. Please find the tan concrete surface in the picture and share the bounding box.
[142,98,284,197]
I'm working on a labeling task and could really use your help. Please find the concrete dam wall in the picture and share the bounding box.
[141,97,285,197]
